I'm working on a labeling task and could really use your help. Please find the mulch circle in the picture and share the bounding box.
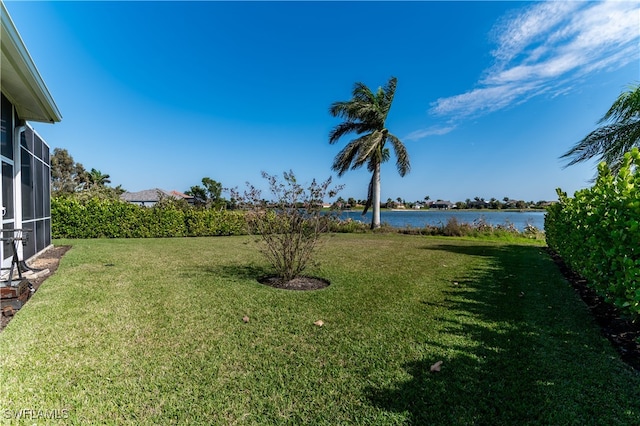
[258,275,330,291]
[546,248,640,372]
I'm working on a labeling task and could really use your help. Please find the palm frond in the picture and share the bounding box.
[329,122,361,144]
[330,102,383,130]
[354,132,384,169]
[361,175,374,216]
[561,125,619,165]
[328,101,350,119]
[562,83,640,173]
[602,84,640,123]
[387,133,410,176]
[380,77,397,120]
[330,100,365,121]
[562,119,640,171]
[367,147,390,173]
[332,139,364,176]
[601,120,640,173]
[352,82,375,104]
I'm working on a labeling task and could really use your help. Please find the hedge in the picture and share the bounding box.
[545,148,640,318]
[51,197,247,239]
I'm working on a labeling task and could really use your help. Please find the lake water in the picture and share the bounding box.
[336,210,546,231]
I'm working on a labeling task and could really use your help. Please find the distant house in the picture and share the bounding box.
[430,200,454,210]
[120,188,195,207]
[1,1,62,265]
[168,190,197,205]
[387,201,405,209]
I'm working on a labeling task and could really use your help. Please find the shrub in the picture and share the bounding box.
[545,148,640,318]
[52,197,248,239]
[231,171,342,282]
[442,217,467,236]
[329,218,370,233]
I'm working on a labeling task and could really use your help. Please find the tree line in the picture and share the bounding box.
[51,148,228,208]
[332,196,549,210]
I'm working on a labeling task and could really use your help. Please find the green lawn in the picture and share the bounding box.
[1,234,638,425]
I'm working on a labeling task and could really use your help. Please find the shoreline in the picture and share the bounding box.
[384,208,545,213]
[329,208,547,213]
[335,209,546,231]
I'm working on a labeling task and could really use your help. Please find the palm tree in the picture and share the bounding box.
[87,168,111,188]
[328,77,409,229]
[561,83,640,174]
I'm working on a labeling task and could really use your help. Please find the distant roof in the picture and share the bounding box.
[120,188,173,203]
[1,1,62,123]
[169,190,193,200]
[120,188,195,203]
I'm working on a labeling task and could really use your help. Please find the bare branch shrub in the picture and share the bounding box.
[231,171,343,282]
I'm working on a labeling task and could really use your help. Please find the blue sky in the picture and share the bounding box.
[6,1,640,203]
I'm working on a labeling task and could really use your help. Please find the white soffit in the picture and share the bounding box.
[1,1,61,123]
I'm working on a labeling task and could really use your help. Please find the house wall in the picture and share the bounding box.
[0,93,52,265]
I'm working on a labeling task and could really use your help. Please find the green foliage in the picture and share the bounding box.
[86,168,111,188]
[52,197,247,239]
[546,147,640,318]
[185,177,227,208]
[329,217,370,233]
[51,148,123,198]
[51,148,88,196]
[71,184,126,202]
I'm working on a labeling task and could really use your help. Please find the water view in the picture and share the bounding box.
[337,210,546,231]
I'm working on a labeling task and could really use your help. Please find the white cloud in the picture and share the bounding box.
[431,0,640,121]
[431,82,543,117]
[405,125,456,141]
[490,1,583,64]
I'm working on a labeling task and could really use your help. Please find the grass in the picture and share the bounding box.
[1,234,639,425]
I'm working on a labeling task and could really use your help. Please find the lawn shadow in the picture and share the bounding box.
[366,243,636,424]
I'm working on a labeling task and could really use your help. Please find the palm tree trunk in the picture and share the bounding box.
[371,162,381,229]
